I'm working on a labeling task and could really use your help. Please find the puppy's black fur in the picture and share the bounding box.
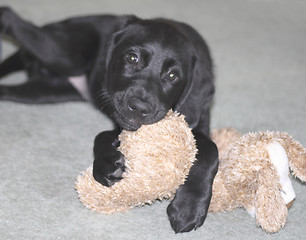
[0,7,218,233]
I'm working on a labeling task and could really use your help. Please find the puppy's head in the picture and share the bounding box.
[102,20,195,131]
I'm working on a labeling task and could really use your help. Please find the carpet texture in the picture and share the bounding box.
[0,0,305,239]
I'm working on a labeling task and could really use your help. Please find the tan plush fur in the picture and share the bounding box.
[75,112,306,233]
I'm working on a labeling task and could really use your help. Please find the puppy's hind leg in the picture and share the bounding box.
[0,7,76,76]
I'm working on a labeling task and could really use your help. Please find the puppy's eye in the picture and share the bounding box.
[166,70,179,82]
[126,53,139,64]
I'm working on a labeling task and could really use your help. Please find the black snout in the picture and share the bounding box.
[127,97,153,117]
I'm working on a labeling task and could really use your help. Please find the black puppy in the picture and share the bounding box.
[0,7,218,233]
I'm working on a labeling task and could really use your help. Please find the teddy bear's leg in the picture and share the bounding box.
[255,167,288,233]
[266,142,296,206]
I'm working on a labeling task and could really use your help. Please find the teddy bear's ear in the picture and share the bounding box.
[280,133,306,182]
[255,167,288,233]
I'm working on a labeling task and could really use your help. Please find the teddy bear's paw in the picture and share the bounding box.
[167,187,208,233]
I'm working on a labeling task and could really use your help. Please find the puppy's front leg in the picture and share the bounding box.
[167,131,219,233]
[93,129,125,187]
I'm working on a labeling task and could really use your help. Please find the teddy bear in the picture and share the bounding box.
[209,128,305,233]
[75,110,306,233]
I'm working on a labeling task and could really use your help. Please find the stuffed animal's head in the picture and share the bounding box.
[75,110,197,213]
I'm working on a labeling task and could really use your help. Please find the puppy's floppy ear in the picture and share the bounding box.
[105,15,140,69]
[89,15,139,103]
[174,53,214,131]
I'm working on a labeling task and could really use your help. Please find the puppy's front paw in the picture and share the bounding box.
[167,187,208,233]
[93,150,125,187]
[92,130,125,187]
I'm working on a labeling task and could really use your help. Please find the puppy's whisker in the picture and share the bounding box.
[93,90,107,97]
[98,98,114,111]
[94,91,114,100]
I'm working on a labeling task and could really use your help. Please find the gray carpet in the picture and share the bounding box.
[0,0,305,239]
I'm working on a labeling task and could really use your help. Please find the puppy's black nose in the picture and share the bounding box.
[127,97,152,117]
